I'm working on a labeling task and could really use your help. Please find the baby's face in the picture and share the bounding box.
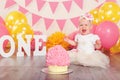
[78,18,92,35]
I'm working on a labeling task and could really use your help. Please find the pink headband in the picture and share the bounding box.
[80,13,94,21]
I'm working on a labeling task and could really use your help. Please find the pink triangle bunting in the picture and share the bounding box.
[63,1,72,13]
[71,17,80,28]
[56,19,66,31]
[96,3,104,9]
[36,0,45,11]
[44,18,53,30]
[25,0,32,7]
[5,0,16,8]
[94,0,99,2]
[49,2,59,14]
[18,6,28,14]
[32,14,41,26]
[74,0,83,9]
[105,0,117,2]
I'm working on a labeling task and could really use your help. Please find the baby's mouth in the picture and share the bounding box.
[82,29,86,33]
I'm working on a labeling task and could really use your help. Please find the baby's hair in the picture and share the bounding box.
[79,13,94,26]
[79,13,94,21]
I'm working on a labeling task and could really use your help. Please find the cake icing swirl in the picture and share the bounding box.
[46,45,70,66]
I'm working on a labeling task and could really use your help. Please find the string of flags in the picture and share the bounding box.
[4,0,117,31]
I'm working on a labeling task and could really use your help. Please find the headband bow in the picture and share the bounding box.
[80,13,94,21]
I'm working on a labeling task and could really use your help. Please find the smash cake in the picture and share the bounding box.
[46,45,70,73]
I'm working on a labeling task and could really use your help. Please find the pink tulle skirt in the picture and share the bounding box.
[68,49,110,68]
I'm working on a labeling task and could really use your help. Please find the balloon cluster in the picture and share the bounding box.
[90,2,120,54]
[0,16,9,48]
[94,21,119,49]
[5,11,34,46]
[90,2,120,24]
[110,37,120,54]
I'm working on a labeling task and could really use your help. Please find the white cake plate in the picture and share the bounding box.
[41,68,73,74]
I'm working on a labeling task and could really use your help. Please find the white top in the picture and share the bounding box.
[75,33,100,54]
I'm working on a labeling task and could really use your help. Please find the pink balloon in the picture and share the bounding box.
[68,31,79,40]
[0,16,5,25]
[0,24,9,37]
[91,25,97,34]
[95,21,119,49]
[0,23,9,49]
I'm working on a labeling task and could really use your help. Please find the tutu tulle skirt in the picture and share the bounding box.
[68,49,110,68]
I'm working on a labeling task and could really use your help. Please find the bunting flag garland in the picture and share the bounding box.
[36,0,45,11]
[18,6,28,14]
[70,17,80,28]
[95,0,99,2]
[56,19,66,31]
[25,0,32,7]
[2,0,111,33]
[105,0,117,2]
[32,14,41,26]
[74,0,83,9]
[4,0,16,8]
[63,1,72,13]
[96,3,104,9]
[44,18,54,30]
[49,2,59,14]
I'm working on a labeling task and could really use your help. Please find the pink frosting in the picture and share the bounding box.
[46,45,70,66]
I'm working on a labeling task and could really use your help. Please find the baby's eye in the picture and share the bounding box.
[79,24,83,26]
[85,24,88,26]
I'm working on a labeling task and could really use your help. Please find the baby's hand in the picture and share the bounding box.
[64,36,77,46]
[96,40,101,45]
[64,36,69,42]
[95,40,101,50]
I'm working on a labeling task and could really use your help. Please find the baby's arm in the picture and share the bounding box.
[94,40,102,50]
[64,37,77,46]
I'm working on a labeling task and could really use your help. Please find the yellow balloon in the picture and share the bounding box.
[99,2,120,23]
[110,38,120,54]
[90,8,100,25]
[5,11,27,33]
[11,23,34,44]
